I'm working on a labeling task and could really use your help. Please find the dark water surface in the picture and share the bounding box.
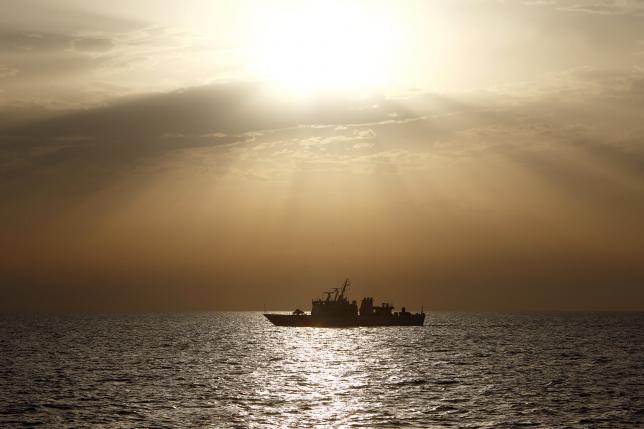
[1,312,642,428]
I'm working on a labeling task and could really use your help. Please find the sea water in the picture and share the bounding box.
[1,312,642,428]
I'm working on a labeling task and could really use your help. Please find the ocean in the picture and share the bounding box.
[1,312,642,428]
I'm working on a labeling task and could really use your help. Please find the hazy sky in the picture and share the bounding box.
[1,0,644,311]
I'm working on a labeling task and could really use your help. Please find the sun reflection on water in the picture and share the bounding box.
[251,325,413,426]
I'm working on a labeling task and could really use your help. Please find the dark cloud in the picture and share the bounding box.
[0,82,427,209]
[0,4,207,113]
[0,30,72,52]
[72,37,115,53]
[0,0,143,34]
[526,0,644,15]
[0,82,412,153]
[562,2,644,15]
[3,67,644,200]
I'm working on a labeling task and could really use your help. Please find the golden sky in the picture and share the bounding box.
[1,0,644,311]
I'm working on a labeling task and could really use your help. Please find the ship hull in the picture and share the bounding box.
[264,314,313,327]
[263,313,425,327]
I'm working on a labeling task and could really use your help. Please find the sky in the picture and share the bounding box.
[1,0,643,311]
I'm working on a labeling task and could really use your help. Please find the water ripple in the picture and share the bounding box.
[0,312,642,428]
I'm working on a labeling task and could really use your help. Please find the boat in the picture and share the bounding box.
[263,278,425,327]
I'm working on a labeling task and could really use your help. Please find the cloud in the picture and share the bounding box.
[0,30,71,52]
[298,129,377,148]
[1,67,643,199]
[525,0,644,15]
[0,64,18,79]
[2,67,644,310]
[0,20,224,112]
[0,82,422,202]
[4,66,644,200]
[72,37,115,53]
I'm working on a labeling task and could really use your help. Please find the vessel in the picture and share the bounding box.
[264,279,425,327]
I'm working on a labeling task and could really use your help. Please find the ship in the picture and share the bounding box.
[263,279,425,327]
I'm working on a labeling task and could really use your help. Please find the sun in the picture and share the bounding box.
[247,1,403,95]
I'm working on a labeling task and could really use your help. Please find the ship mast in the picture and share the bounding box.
[339,278,350,300]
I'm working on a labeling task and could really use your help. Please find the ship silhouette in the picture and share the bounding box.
[264,279,425,327]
